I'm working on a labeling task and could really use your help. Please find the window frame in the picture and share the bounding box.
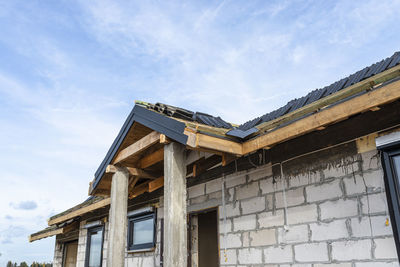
[85,225,104,267]
[127,212,156,251]
[381,144,400,259]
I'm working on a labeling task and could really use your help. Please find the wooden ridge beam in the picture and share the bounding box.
[114,131,161,164]
[242,78,400,154]
[48,198,111,226]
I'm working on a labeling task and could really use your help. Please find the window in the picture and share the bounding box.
[379,135,400,259]
[128,212,156,251]
[85,226,104,267]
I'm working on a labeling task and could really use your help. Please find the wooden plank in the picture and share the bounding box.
[149,176,164,192]
[184,129,242,155]
[138,148,164,168]
[48,198,111,226]
[129,181,150,198]
[29,228,64,242]
[222,153,236,166]
[243,78,400,154]
[114,131,161,164]
[126,167,157,179]
[254,64,400,135]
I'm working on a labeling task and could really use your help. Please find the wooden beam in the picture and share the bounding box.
[149,176,164,192]
[222,153,236,167]
[128,176,140,193]
[253,64,400,135]
[48,198,111,226]
[160,134,171,144]
[184,129,242,155]
[138,148,164,168]
[114,131,161,164]
[126,167,157,179]
[129,181,150,198]
[193,155,222,177]
[242,78,400,154]
[29,228,64,242]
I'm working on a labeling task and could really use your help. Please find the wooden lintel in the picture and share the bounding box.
[138,148,164,169]
[148,176,164,192]
[242,78,400,154]
[63,221,79,234]
[114,131,161,164]
[48,198,111,226]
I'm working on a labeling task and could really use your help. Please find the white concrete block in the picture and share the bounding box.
[233,215,257,231]
[220,233,242,248]
[314,264,352,267]
[331,239,372,260]
[323,162,359,178]
[206,178,222,194]
[289,171,321,188]
[236,181,259,200]
[320,199,358,220]
[294,242,329,262]
[220,249,237,265]
[355,262,399,267]
[258,209,285,228]
[226,172,246,188]
[248,165,273,181]
[241,196,266,214]
[238,248,262,264]
[310,219,348,241]
[278,224,309,244]
[219,218,232,233]
[188,183,205,198]
[306,180,342,202]
[361,193,388,214]
[219,203,240,218]
[250,228,276,246]
[264,245,293,264]
[360,149,381,171]
[275,187,305,208]
[287,204,318,224]
[242,231,250,247]
[260,177,284,194]
[351,216,393,237]
[375,237,398,259]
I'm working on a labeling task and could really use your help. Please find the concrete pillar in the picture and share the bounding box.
[107,168,129,267]
[164,142,187,267]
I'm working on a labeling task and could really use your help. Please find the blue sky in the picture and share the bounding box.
[0,0,399,264]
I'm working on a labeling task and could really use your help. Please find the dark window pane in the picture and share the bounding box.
[133,218,154,245]
[88,229,103,267]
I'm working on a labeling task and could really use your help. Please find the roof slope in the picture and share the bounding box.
[238,51,400,131]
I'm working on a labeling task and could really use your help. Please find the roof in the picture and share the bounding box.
[239,51,400,131]
[91,50,400,192]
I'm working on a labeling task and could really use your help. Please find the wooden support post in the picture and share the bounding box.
[164,142,187,267]
[107,167,129,267]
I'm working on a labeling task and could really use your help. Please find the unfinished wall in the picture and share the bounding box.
[187,146,399,267]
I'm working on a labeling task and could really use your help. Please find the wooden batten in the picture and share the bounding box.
[114,131,161,164]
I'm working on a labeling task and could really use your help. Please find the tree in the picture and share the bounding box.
[6,261,13,267]
[20,262,29,267]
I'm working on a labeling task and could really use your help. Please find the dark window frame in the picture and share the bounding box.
[127,212,156,251]
[85,225,104,267]
[380,143,400,259]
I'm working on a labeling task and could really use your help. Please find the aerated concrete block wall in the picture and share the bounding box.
[187,148,399,267]
[53,238,63,267]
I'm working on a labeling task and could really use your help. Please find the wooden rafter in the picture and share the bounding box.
[138,148,164,168]
[113,131,161,164]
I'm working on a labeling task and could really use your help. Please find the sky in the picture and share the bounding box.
[0,0,399,264]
